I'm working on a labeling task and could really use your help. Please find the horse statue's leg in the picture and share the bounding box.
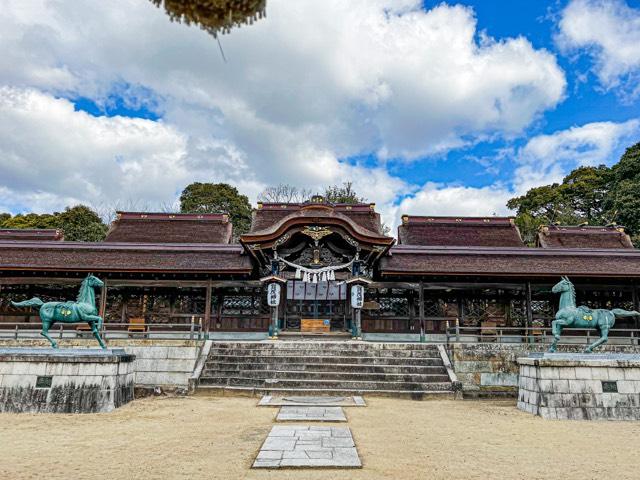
[41,319,58,349]
[548,319,566,353]
[85,315,107,349]
[585,326,609,353]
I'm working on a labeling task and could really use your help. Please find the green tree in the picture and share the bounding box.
[607,143,640,245]
[56,205,108,242]
[507,142,640,247]
[506,167,614,245]
[560,165,612,224]
[1,212,59,229]
[0,205,107,241]
[179,182,252,237]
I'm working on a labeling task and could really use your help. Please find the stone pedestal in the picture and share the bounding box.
[0,348,135,413]
[517,353,640,421]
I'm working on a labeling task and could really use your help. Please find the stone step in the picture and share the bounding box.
[208,346,441,358]
[199,376,453,391]
[205,354,443,366]
[211,341,441,352]
[196,385,456,400]
[201,369,450,383]
[211,342,438,357]
[204,361,447,374]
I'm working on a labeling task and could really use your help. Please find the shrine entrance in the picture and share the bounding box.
[282,280,348,333]
[239,200,395,336]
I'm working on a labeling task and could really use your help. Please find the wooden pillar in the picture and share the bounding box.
[204,280,212,333]
[99,279,108,319]
[418,281,425,342]
[525,281,533,334]
[633,285,640,330]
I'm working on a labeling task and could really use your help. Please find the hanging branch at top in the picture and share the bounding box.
[150,0,267,37]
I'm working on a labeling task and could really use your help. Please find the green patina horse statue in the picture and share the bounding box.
[549,276,640,353]
[11,274,106,349]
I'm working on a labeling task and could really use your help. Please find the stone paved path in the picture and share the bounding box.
[258,395,366,407]
[252,426,361,468]
[276,406,347,422]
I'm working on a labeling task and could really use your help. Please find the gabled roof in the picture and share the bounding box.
[536,225,634,249]
[250,202,384,235]
[242,203,394,247]
[0,229,64,241]
[397,216,525,247]
[105,212,233,244]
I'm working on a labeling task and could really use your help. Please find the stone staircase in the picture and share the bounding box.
[196,341,457,399]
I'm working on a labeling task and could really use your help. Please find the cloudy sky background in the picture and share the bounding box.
[1,0,640,230]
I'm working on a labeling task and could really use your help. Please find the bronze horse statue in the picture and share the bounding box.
[12,274,106,349]
[549,276,639,353]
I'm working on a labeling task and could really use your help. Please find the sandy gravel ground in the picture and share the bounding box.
[1,395,639,480]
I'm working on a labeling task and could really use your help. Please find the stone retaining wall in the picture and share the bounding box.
[0,339,203,391]
[0,348,134,413]
[517,354,640,420]
[449,343,640,396]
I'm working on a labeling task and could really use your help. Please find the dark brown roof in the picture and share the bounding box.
[0,241,251,274]
[536,225,634,249]
[398,216,525,247]
[251,202,384,234]
[242,204,394,248]
[0,229,63,241]
[380,245,640,278]
[105,212,232,244]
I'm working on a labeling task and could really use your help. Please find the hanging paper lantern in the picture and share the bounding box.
[150,0,267,38]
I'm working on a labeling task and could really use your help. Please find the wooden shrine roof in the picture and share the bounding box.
[0,241,251,274]
[242,202,394,247]
[397,216,525,247]
[380,245,640,278]
[249,202,385,235]
[105,212,233,244]
[0,229,64,241]
[536,225,634,249]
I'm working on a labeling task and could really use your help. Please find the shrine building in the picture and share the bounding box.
[1,198,639,341]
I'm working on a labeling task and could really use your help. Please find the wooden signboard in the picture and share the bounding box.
[301,318,331,333]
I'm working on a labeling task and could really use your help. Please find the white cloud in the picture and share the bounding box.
[557,0,640,98]
[0,87,404,218]
[514,119,640,191]
[388,118,640,230]
[395,183,512,217]
[0,0,566,218]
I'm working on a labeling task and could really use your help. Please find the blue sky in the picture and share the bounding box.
[1,0,640,227]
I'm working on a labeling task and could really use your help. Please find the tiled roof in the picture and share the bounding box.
[0,241,251,273]
[380,245,640,278]
[105,212,233,244]
[0,229,63,241]
[536,225,634,249]
[250,202,384,235]
[397,216,525,247]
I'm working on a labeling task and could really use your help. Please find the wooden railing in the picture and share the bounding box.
[0,319,205,341]
[445,325,640,346]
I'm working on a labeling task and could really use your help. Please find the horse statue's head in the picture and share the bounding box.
[84,274,104,288]
[552,276,573,294]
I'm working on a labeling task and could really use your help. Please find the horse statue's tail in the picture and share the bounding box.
[11,298,44,308]
[612,308,640,318]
